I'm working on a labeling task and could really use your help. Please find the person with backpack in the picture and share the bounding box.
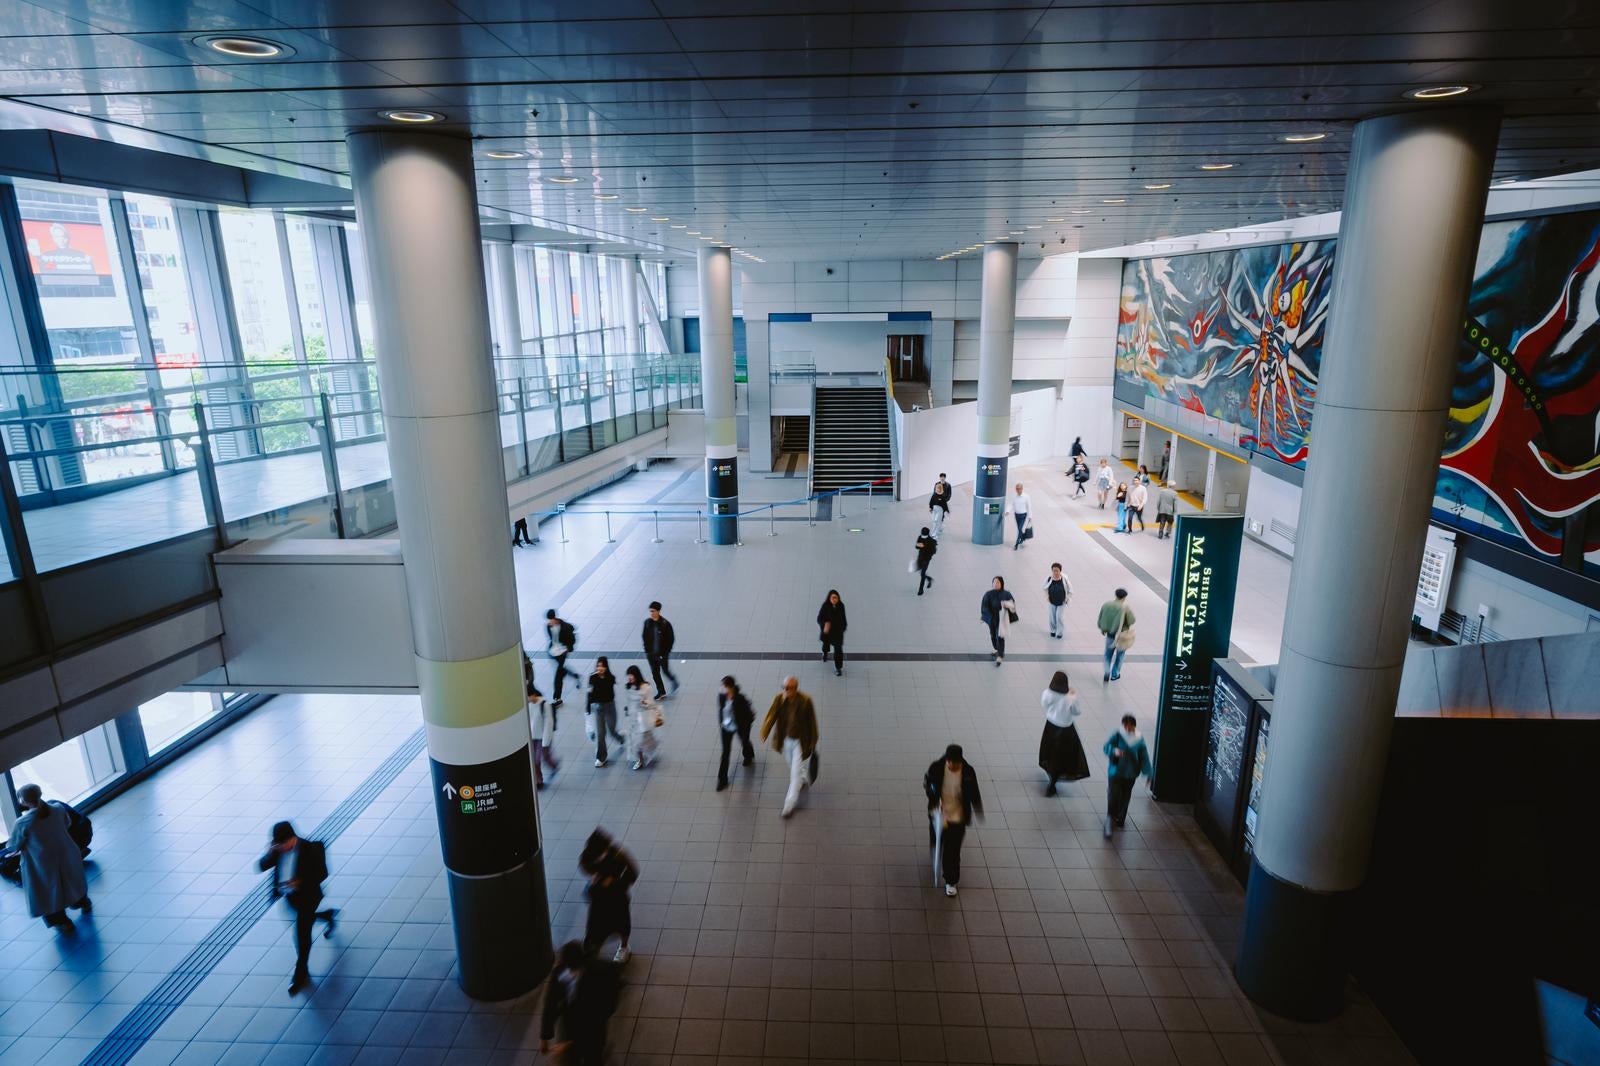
[3,784,91,932]
[545,609,581,707]
[579,828,639,962]
[1097,588,1136,682]
[524,652,559,789]
[914,526,938,596]
[259,820,338,995]
[539,940,623,1066]
[715,675,756,791]
[1043,562,1072,639]
[1103,715,1152,837]
[1095,458,1115,509]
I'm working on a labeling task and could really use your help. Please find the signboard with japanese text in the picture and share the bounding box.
[429,748,538,876]
[1151,513,1244,802]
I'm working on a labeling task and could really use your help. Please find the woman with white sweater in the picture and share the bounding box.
[621,666,661,771]
[1038,671,1090,796]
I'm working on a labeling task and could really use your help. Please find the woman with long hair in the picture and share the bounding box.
[1038,671,1090,796]
[979,576,1016,667]
[621,665,660,771]
[816,589,847,676]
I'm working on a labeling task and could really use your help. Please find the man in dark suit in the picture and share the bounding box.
[641,601,678,697]
[259,820,338,995]
[540,941,623,1065]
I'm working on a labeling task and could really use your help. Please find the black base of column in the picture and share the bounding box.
[1235,855,1353,1021]
[446,857,554,1000]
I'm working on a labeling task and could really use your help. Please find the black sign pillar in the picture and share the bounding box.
[1151,513,1244,802]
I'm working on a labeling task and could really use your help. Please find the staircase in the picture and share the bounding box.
[810,386,892,495]
[778,416,809,453]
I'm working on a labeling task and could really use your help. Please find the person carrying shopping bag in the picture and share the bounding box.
[1097,589,1136,682]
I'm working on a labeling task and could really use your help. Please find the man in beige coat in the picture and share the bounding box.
[761,676,819,818]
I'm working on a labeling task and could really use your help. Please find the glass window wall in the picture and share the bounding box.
[7,724,123,805]
[138,690,225,754]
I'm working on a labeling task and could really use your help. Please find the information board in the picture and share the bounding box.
[1197,665,1252,854]
[975,457,1008,499]
[1151,513,1244,803]
[1242,708,1271,861]
[1413,525,1456,632]
[429,748,539,877]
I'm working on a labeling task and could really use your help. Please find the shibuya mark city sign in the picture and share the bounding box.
[1151,513,1243,803]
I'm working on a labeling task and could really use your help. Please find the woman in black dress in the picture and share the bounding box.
[580,828,639,963]
[1038,671,1090,796]
[817,590,847,676]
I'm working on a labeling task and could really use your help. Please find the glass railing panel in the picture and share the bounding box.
[24,465,212,573]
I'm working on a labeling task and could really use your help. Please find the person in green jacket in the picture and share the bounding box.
[1096,589,1135,681]
[1102,715,1152,838]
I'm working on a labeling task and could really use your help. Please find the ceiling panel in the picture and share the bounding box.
[2,0,1598,263]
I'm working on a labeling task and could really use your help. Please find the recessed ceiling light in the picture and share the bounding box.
[1280,132,1327,144]
[546,175,580,184]
[685,230,701,235]
[199,35,287,58]
[1406,84,1475,100]
[1068,208,1092,214]
[625,206,648,213]
[650,216,670,221]
[1102,198,1126,204]
[484,150,525,160]
[670,224,687,228]
[1025,225,1041,229]
[1143,184,1172,190]
[1198,162,1235,171]
[593,193,619,201]
[1009,230,1024,235]
[1046,217,1065,223]
[380,109,444,124]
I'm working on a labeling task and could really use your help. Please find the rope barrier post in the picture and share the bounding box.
[808,497,815,527]
[768,506,778,537]
[605,510,615,543]
[838,491,846,520]
[558,508,569,544]
[867,480,873,512]
[695,510,706,544]
[651,510,664,544]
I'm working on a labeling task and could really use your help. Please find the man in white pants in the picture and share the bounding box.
[760,676,819,818]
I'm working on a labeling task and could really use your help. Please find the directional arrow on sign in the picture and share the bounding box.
[1176,659,1189,672]
[441,782,457,799]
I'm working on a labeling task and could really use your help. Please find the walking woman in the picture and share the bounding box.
[1095,459,1114,509]
[817,589,847,676]
[580,828,639,963]
[1114,482,1130,533]
[621,666,660,771]
[979,576,1017,667]
[587,657,624,768]
[3,784,91,931]
[524,652,559,789]
[715,676,756,791]
[1038,672,1090,796]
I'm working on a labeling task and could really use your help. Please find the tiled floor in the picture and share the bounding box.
[14,387,682,574]
[1,459,1410,1066]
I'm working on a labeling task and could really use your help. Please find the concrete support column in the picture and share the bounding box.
[1236,108,1498,1019]
[621,257,641,354]
[971,242,1018,544]
[698,246,738,543]
[347,129,551,1000]
[489,240,522,360]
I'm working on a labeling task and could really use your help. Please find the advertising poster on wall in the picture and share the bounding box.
[23,219,117,297]
[1151,513,1244,803]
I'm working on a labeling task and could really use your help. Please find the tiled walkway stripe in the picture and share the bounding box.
[79,727,428,1066]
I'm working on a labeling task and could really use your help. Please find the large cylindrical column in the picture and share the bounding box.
[620,256,641,353]
[972,242,1018,544]
[698,246,738,544]
[1236,107,1498,1020]
[347,129,552,1000]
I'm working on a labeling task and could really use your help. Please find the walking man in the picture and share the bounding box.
[1158,440,1171,483]
[914,526,938,596]
[1155,484,1177,539]
[259,821,338,995]
[1128,477,1149,533]
[1010,482,1033,550]
[539,941,623,1066]
[642,601,679,698]
[760,676,819,818]
[924,744,983,898]
[1097,588,1136,682]
[545,609,581,707]
[929,474,952,537]
[512,513,534,546]
[716,676,756,791]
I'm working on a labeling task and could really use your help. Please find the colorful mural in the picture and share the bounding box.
[1116,214,1600,577]
[1435,210,1600,573]
[1114,240,1336,465]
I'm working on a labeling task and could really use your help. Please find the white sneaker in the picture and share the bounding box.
[594,758,605,768]
[944,884,958,897]
[614,946,630,964]
[631,760,644,771]
[781,802,795,818]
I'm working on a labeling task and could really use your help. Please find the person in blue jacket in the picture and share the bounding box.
[1102,714,1151,838]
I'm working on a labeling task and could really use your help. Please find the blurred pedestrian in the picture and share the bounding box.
[1158,440,1171,483]
[539,941,623,1066]
[1038,672,1090,796]
[525,652,559,789]
[924,744,983,897]
[3,784,91,933]
[579,828,639,962]
[980,576,1016,667]
[761,676,820,818]
[1070,455,1090,497]
[642,601,679,698]
[545,609,581,707]
[914,526,938,596]
[817,589,847,676]
[715,676,756,791]
[259,820,337,995]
